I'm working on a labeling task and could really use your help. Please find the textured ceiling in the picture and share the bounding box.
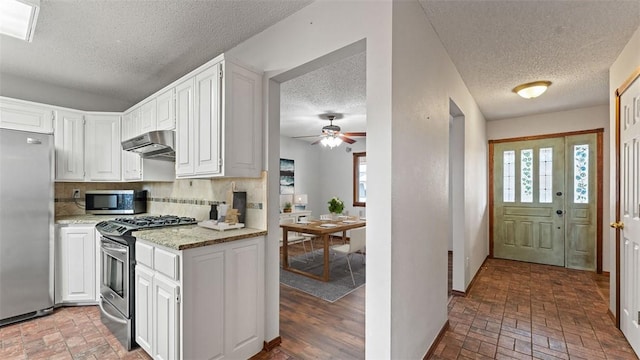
[280,52,366,139]
[0,0,312,111]
[420,0,640,121]
[0,0,638,128]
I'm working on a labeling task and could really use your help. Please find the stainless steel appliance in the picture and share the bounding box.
[85,190,147,215]
[0,128,54,326]
[121,130,175,161]
[96,215,197,350]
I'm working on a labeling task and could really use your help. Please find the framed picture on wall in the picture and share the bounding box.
[280,158,294,194]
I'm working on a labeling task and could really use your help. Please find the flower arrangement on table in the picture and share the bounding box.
[327,196,344,215]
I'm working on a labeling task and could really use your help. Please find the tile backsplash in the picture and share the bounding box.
[54,171,267,229]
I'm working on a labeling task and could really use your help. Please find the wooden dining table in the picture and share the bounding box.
[280,217,366,282]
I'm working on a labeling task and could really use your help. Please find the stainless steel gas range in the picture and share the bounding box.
[95,215,197,350]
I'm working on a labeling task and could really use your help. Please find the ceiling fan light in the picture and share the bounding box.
[512,81,552,99]
[321,135,342,149]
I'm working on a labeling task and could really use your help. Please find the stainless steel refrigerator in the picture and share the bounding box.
[0,128,54,325]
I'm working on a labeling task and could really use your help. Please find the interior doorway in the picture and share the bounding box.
[268,40,368,356]
[448,100,464,297]
[489,130,603,271]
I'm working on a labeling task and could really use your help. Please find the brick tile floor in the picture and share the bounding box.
[0,306,151,360]
[430,258,638,360]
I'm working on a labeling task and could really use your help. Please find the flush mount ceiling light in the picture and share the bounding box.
[512,80,552,99]
[0,0,40,42]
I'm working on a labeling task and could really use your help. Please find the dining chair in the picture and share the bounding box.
[279,217,314,263]
[331,226,366,286]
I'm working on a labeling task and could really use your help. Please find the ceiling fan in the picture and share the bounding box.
[294,114,366,148]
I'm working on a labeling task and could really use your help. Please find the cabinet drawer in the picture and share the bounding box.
[136,242,154,268]
[154,248,179,280]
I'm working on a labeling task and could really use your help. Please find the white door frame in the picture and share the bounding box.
[613,67,640,332]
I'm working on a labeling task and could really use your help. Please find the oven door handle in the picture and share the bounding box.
[99,300,128,325]
[102,246,127,254]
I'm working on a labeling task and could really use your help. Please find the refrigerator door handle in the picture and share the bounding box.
[26,138,42,144]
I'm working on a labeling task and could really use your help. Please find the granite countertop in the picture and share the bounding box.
[55,214,122,225]
[132,225,268,251]
[55,213,157,225]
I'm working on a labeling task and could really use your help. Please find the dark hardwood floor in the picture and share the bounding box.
[251,284,365,360]
[252,236,366,360]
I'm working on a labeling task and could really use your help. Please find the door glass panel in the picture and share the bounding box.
[539,147,553,203]
[503,150,515,202]
[521,149,533,203]
[574,144,589,203]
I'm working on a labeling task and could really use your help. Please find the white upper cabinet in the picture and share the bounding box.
[156,89,175,130]
[122,110,142,180]
[55,110,85,181]
[122,108,141,141]
[85,114,121,181]
[176,56,262,178]
[56,111,126,183]
[140,99,157,134]
[193,62,223,176]
[222,60,262,178]
[121,107,175,182]
[0,97,54,134]
[175,78,195,176]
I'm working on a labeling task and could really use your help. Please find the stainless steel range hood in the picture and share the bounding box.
[121,130,175,161]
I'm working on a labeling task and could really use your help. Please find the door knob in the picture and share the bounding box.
[610,221,624,229]
[556,210,564,215]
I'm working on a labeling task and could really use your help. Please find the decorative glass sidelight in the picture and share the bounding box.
[574,144,589,203]
[503,150,515,202]
[521,149,533,203]
[539,148,553,203]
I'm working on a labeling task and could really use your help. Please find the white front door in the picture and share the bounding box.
[618,72,640,356]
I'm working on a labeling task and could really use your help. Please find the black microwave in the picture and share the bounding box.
[85,190,147,215]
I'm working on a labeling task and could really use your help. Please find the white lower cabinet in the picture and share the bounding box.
[55,225,98,304]
[135,265,154,354]
[153,274,180,360]
[135,236,264,359]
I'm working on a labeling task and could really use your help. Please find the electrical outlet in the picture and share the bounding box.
[72,189,80,198]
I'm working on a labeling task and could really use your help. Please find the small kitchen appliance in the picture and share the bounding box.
[85,190,147,215]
